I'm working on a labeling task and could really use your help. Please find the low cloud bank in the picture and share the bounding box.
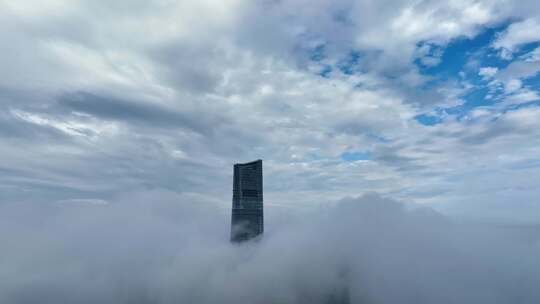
[1,192,539,303]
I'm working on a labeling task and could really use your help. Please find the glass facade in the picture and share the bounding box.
[230,159,264,242]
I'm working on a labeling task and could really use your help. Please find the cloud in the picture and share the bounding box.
[503,89,540,105]
[493,18,540,59]
[1,0,540,227]
[2,2,540,300]
[479,53,540,105]
[522,46,540,62]
[0,192,539,303]
[478,66,498,78]
[496,60,540,85]
[57,91,230,136]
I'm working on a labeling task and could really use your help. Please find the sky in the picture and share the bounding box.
[2,0,540,222]
[1,1,540,303]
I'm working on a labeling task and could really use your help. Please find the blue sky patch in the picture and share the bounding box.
[415,113,443,126]
[309,44,326,62]
[413,21,540,126]
[319,65,333,78]
[341,151,371,161]
[417,23,510,79]
[337,51,362,75]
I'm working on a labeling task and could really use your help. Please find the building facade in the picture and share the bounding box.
[230,159,264,242]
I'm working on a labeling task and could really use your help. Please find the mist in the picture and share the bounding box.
[1,192,539,304]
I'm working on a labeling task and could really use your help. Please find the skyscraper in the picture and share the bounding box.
[230,159,264,243]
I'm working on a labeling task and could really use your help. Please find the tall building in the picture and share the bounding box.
[230,159,264,243]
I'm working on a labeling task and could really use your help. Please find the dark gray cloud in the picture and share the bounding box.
[149,42,225,94]
[57,92,229,137]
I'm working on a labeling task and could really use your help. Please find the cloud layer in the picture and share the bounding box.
[1,193,539,303]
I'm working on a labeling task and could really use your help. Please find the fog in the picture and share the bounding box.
[1,192,539,304]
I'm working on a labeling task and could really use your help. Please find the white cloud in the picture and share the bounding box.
[0,193,539,303]
[493,18,540,59]
[522,46,540,62]
[479,66,498,78]
[504,78,522,93]
[503,89,540,105]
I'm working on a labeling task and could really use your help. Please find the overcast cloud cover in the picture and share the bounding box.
[1,0,540,303]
